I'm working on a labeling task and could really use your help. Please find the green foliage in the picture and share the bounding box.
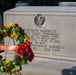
[0,23,32,74]
[0,53,28,74]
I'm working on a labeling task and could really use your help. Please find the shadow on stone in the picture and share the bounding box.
[0,50,4,53]
[0,51,4,53]
[71,66,76,70]
[62,66,76,75]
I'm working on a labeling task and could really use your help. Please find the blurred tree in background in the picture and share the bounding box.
[0,0,18,15]
[20,0,76,6]
[0,0,76,15]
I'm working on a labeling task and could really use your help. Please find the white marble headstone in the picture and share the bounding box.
[3,6,76,61]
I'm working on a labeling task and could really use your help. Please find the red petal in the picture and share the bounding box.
[14,23,19,26]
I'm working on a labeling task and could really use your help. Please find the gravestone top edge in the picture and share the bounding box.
[5,6,76,12]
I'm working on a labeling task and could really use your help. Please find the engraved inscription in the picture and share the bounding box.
[25,28,65,52]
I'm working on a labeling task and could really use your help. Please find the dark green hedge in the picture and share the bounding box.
[0,0,18,15]
[20,0,76,6]
[1,0,76,15]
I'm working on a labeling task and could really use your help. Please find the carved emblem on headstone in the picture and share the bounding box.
[34,14,45,27]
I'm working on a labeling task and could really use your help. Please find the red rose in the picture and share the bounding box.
[5,66,9,70]
[14,23,19,27]
[18,27,22,30]
[0,33,4,38]
[0,26,4,29]
[6,33,10,36]
[16,42,34,62]
[16,44,27,55]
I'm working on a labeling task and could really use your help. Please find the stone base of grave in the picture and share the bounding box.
[1,52,76,75]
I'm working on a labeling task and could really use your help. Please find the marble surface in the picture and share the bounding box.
[1,52,76,75]
[22,57,76,75]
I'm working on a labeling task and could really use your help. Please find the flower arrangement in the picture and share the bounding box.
[0,23,34,75]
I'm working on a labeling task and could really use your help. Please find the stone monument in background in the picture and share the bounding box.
[59,2,76,7]
[15,2,29,7]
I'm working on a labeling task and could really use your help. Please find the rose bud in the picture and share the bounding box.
[5,66,9,70]
[6,33,10,36]
[14,23,19,27]
[18,27,22,30]
[0,26,4,29]
[0,33,4,38]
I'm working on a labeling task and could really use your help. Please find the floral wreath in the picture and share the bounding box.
[0,23,34,75]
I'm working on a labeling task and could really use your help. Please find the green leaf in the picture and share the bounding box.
[8,71,12,75]
[13,60,20,66]
[14,53,18,58]
[15,66,20,70]
[8,61,13,66]
[0,66,4,72]
[20,61,23,65]
[3,29,7,33]
[13,60,17,65]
